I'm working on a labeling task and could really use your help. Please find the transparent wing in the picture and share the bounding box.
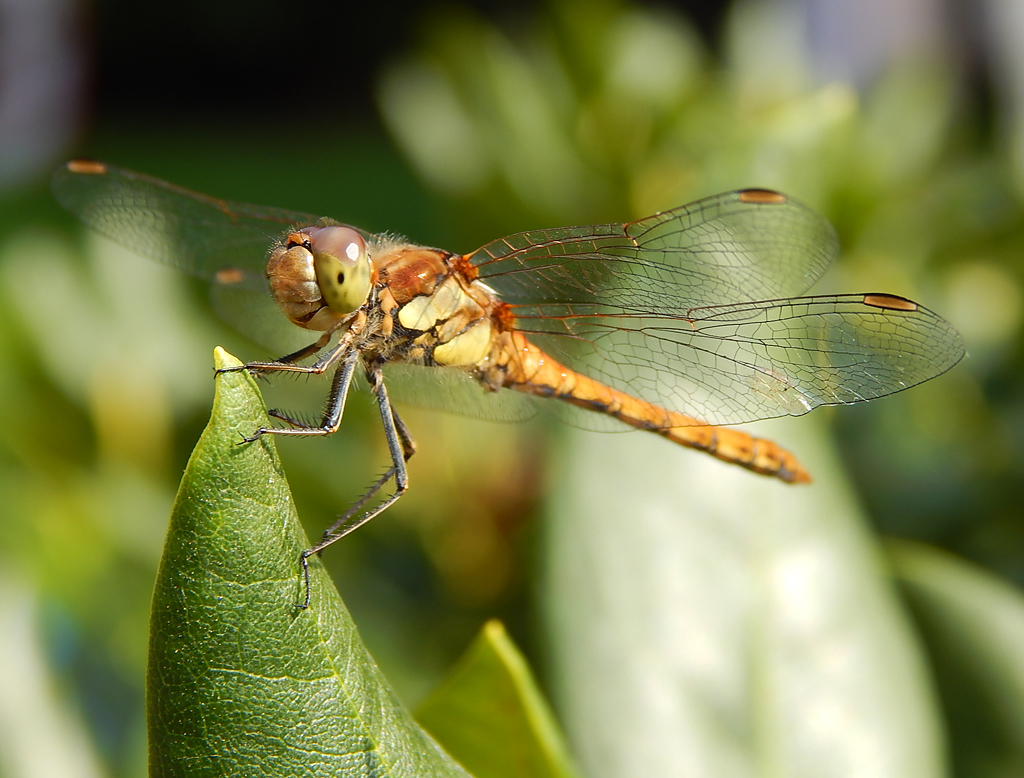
[469,189,839,311]
[51,161,338,278]
[464,189,961,424]
[54,168,964,427]
[381,362,539,422]
[519,293,965,425]
[52,160,351,353]
[210,280,322,356]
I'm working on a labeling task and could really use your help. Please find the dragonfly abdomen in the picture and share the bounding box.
[490,332,810,484]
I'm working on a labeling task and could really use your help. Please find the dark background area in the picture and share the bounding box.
[88,0,731,121]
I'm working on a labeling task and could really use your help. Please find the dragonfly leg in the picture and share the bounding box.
[242,347,359,441]
[298,366,415,609]
[240,335,351,377]
[265,408,309,428]
[214,331,335,374]
[311,403,416,541]
[221,313,365,377]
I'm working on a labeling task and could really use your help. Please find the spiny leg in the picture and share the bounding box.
[218,314,364,378]
[218,324,365,434]
[242,335,351,378]
[269,381,417,440]
[243,347,359,441]
[299,366,414,609]
[315,403,416,542]
[215,330,334,375]
[264,407,338,430]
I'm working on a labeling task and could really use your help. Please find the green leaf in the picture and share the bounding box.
[147,347,471,778]
[416,620,579,778]
[889,540,1024,778]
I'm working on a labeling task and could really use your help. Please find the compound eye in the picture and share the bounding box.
[308,226,371,314]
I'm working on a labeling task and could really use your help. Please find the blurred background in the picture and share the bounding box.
[1,0,1023,776]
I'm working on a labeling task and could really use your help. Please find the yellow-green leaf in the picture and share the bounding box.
[417,620,578,778]
[890,540,1024,777]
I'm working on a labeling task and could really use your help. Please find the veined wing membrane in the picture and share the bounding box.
[52,161,338,354]
[210,280,326,356]
[468,189,839,312]
[516,293,965,426]
[51,161,331,279]
[382,363,540,422]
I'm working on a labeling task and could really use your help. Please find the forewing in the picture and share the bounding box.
[466,190,961,424]
[521,294,964,425]
[210,280,322,356]
[52,161,346,354]
[52,161,332,279]
[468,189,838,312]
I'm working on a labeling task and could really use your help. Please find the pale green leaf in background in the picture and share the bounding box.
[890,540,1024,778]
[544,420,946,778]
[417,619,579,778]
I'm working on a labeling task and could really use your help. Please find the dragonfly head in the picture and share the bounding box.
[267,225,372,330]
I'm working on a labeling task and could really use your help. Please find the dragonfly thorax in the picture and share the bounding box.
[266,225,372,331]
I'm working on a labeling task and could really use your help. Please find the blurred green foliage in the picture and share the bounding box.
[378,0,1022,578]
[890,540,1024,778]
[416,620,579,778]
[378,7,1024,774]
[0,0,1023,776]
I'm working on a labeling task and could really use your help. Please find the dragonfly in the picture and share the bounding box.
[54,160,964,602]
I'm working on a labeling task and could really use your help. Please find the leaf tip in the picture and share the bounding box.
[482,619,508,643]
[214,346,243,371]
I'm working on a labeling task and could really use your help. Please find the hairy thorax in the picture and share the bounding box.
[362,239,506,373]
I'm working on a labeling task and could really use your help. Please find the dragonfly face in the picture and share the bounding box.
[53,160,965,602]
[267,224,372,329]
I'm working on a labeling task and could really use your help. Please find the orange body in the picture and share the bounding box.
[485,330,810,483]
[366,244,811,484]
